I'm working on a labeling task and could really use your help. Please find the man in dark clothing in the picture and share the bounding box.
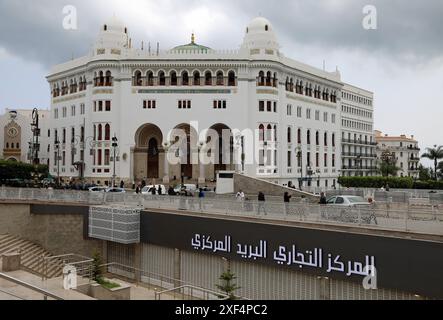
[257,192,267,215]
[158,185,163,195]
[151,187,156,196]
[120,181,125,189]
[284,192,292,215]
[319,192,327,205]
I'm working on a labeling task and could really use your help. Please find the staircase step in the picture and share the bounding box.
[0,240,28,255]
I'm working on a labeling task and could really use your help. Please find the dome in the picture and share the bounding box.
[172,33,211,52]
[242,17,280,51]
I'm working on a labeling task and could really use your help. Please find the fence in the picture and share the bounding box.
[1,187,442,236]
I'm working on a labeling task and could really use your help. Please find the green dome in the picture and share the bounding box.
[172,34,211,52]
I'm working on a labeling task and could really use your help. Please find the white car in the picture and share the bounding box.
[326,196,370,207]
[106,187,126,193]
[141,185,167,195]
[89,186,108,193]
[174,184,197,195]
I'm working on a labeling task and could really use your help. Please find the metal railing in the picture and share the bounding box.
[1,187,442,235]
[155,285,230,301]
[0,272,64,300]
[42,254,94,282]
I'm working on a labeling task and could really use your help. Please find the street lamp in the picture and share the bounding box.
[111,135,119,188]
[54,138,61,187]
[296,146,303,191]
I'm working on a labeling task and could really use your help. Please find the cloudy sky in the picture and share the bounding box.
[0,0,442,161]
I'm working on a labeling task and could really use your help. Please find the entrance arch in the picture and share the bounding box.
[170,124,198,180]
[134,124,163,181]
[208,123,234,180]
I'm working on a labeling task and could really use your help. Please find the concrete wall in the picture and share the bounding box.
[234,173,319,201]
[0,203,102,257]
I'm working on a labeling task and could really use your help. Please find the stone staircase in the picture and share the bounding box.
[0,234,64,278]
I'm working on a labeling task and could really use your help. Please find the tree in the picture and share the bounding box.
[216,269,241,300]
[378,162,400,177]
[418,164,432,181]
[438,162,443,180]
[422,145,443,180]
[91,251,104,283]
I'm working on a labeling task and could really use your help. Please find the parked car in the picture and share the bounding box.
[89,186,108,193]
[174,184,197,196]
[326,196,370,207]
[141,185,167,195]
[323,196,377,224]
[106,187,126,193]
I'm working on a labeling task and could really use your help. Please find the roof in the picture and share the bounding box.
[172,33,211,52]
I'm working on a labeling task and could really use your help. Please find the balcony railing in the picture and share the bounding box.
[342,139,377,146]
[342,153,377,158]
[342,166,378,171]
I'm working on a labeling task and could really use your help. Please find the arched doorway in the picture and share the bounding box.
[134,124,163,181]
[208,124,234,180]
[171,124,197,179]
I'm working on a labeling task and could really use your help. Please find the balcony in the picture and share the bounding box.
[342,152,377,158]
[342,166,378,171]
[407,146,421,151]
[342,139,377,146]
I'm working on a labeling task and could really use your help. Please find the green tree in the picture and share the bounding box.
[422,145,443,180]
[91,251,104,283]
[378,162,400,177]
[216,269,241,300]
[418,165,432,181]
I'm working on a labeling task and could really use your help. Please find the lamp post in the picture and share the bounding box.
[296,146,303,191]
[111,135,119,188]
[31,108,41,165]
[55,138,61,187]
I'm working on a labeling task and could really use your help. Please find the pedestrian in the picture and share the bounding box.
[236,190,245,201]
[284,192,292,215]
[120,180,125,189]
[158,185,163,195]
[136,185,141,194]
[198,188,205,211]
[385,184,390,192]
[257,192,267,216]
[168,186,175,196]
[319,192,327,205]
[151,186,156,196]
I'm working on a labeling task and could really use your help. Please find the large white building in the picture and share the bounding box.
[46,16,375,188]
[0,109,50,164]
[375,131,421,178]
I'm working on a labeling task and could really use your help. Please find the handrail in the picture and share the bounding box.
[0,272,64,300]
[155,285,230,301]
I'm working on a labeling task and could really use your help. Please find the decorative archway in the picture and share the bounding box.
[134,124,163,180]
[208,123,234,180]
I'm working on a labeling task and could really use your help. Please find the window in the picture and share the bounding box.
[214,100,227,109]
[71,128,75,143]
[306,108,311,119]
[324,132,328,146]
[170,71,178,86]
[178,100,191,109]
[288,151,292,167]
[62,107,67,118]
[143,100,156,109]
[324,153,328,167]
[71,105,76,117]
[297,106,302,118]
[267,101,272,112]
[315,111,320,121]
[228,71,236,86]
[259,101,265,112]
[297,129,302,144]
[98,124,103,141]
[80,104,85,115]
[146,71,154,86]
[62,151,66,166]
[287,105,292,116]
[259,124,265,141]
[193,71,201,86]
[54,109,59,119]
[324,112,328,122]
[105,124,111,141]
[332,114,336,124]
[332,154,336,167]
[287,127,292,143]
[316,153,320,167]
[216,71,224,86]
[182,71,189,86]
[105,101,111,112]
[205,71,212,86]
[158,71,166,86]
[105,150,110,166]
[133,70,142,86]
[307,130,311,145]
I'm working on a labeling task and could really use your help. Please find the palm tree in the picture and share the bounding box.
[421,145,443,180]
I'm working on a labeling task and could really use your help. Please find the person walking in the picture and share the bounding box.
[151,186,157,196]
[236,190,245,201]
[319,192,327,205]
[158,185,163,196]
[319,192,327,219]
[257,192,267,216]
[198,188,205,211]
[284,192,292,215]
[120,180,125,189]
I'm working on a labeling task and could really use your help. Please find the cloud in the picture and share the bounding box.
[0,0,442,68]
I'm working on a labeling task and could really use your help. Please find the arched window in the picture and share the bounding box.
[216,71,224,86]
[158,71,166,86]
[133,71,142,86]
[228,71,236,86]
[259,124,265,141]
[289,78,294,92]
[332,133,336,147]
[266,72,272,86]
[307,130,311,145]
[316,131,320,146]
[11,143,14,149]
[170,71,177,86]
[6,143,9,149]
[16,143,19,149]
[285,77,290,91]
[93,125,96,141]
[273,72,278,87]
[104,25,107,31]
[105,71,112,86]
[297,129,302,144]
[193,71,201,86]
[266,125,273,141]
[182,71,189,86]
[99,71,104,86]
[146,71,154,86]
[258,71,265,86]
[324,132,328,146]
[287,127,292,143]
[205,71,212,86]
[105,124,111,141]
[265,25,269,31]
[274,125,278,142]
[98,124,103,141]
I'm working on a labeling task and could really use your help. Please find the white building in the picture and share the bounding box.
[340,84,377,177]
[0,109,50,164]
[375,131,421,178]
[46,16,375,189]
